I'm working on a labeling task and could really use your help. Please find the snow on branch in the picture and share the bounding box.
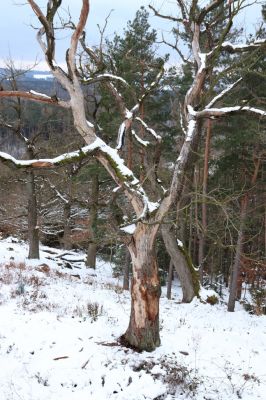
[132,130,149,147]
[120,223,136,235]
[220,39,266,54]
[0,138,102,170]
[116,122,126,150]
[135,118,161,141]
[206,78,242,108]
[179,105,187,136]
[116,67,163,149]
[198,53,207,73]
[83,73,129,87]
[0,134,156,219]
[0,90,70,108]
[96,140,159,219]
[186,119,197,141]
[193,106,266,119]
[116,111,133,150]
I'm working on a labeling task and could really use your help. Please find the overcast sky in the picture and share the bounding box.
[0,0,263,70]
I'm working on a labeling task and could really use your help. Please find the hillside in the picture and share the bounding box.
[0,237,265,400]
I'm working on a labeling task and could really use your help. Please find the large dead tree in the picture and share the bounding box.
[0,0,265,351]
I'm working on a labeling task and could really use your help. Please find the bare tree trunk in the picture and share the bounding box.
[162,225,199,303]
[27,171,39,259]
[227,196,247,312]
[86,173,99,268]
[199,119,212,281]
[123,248,131,290]
[166,259,174,300]
[122,224,161,352]
[228,157,261,312]
[194,162,201,274]
[86,242,97,268]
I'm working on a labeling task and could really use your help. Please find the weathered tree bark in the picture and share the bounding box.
[198,119,212,281]
[122,223,161,351]
[123,248,131,290]
[166,259,174,300]
[27,171,39,259]
[86,173,99,268]
[162,225,199,303]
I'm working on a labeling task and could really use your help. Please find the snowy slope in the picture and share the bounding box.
[0,237,265,400]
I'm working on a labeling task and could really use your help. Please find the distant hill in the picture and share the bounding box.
[0,68,53,81]
[23,70,53,81]
[0,69,68,157]
[0,67,68,99]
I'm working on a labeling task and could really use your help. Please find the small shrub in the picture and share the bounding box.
[220,361,261,398]
[87,302,103,321]
[250,287,266,315]
[36,264,50,274]
[73,301,104,321]
[16,282,25,295]
[26,275,44,288]
[242,287,266,315]
[206,294,219,305]
[133,355,201,398]
[104,282,123,294]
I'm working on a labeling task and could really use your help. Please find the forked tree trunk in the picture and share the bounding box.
[122,223,161,352]
[27,171,39,259]
[162,225,200,303]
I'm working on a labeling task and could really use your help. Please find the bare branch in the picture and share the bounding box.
[46,178,69,203]
[67,0,89,79]
[27,0,61,64]
[176,0,189,21]
[197,0,225,23]
[0,90,70,108]
[159,34,191,64]
[148,5,183,22]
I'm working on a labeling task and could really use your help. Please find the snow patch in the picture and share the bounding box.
[0,238,265,400]
[120,224,136,234]
[33,74,53,80]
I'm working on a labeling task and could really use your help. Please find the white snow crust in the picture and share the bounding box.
[120,224,136,234]
[0,237,265,400]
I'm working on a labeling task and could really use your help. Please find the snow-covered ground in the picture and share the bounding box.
[0,237,265,400]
